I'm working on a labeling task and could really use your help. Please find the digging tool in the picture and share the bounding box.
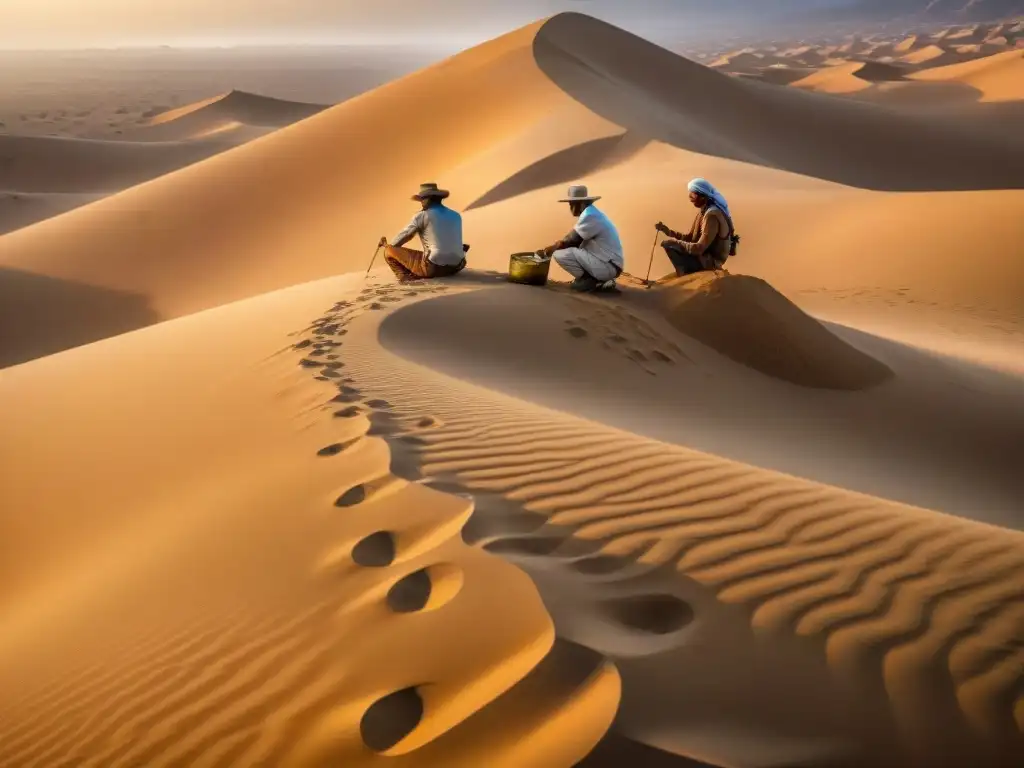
[644,229,660,288]
[366,241,385,277]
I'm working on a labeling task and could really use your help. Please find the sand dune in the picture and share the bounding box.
[909,49,1024,101]
[0,133,237,194]
[0,275,620,768]
[790,60,911,93]
[1,271,1021,766]
[0,91,328,235]
[3,13,1023,368]
[126,89,329,142]
[1,10,1023,767]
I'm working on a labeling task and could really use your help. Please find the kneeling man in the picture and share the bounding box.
[538,185,624,292]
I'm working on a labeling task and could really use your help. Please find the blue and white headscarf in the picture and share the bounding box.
[687,177,731,221]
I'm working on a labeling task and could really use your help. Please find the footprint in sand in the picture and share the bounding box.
[365,399,392,410]
[360,687,423,752]
[335,485,367,507]
[650,350,673,364]
[321,369,342,379]
[334,405,363,418]
[368,302,384,311]
[317,439,360,457]
[566,326,588,339]
[627,348,647,363]
[351,531,397,567]
[294,339,313,350]
[386,564,462,613]
[299,358,322,368]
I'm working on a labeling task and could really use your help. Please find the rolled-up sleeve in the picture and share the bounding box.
[391,212,425,247]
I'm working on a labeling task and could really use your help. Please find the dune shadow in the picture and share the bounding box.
[466,132,648,210]
[576,731,724,768]
[0,266,160,369]
[531,14,1024,191]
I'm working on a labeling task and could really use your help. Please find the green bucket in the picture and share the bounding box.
[508,252,552,286]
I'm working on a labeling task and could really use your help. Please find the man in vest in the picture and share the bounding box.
[656,177,736,276]
[538,185,625,293]
[379,182,469,281]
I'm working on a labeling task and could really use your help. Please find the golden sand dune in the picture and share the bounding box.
[1,272,1021,767]
[126,89,329,142]
[3,12,1023,370]
[910,49,1024,101]
[0,276,620,768]
[899,44,960,66]
[790,60,911,93]
[0,133,235,194]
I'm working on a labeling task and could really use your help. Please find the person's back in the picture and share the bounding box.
[577,204,624,269]
[420,203,464,266]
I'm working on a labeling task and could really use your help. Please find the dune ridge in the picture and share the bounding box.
[130,89,329,142]
[310,277,1024,767]
[3,13,1023,370]
[0,275,619,768]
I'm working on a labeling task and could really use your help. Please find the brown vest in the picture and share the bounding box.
[691,206,732,268]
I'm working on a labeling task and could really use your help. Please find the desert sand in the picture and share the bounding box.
[0,10,1022,768]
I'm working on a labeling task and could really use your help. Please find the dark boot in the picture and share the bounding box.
[570,274,600,292]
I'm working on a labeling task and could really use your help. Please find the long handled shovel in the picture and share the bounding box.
[644,230,660,289]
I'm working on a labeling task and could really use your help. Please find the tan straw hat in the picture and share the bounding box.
[558,184,601,203]
[411,182,450,200]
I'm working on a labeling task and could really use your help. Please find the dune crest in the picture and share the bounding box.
[2,12,1023,369]
[132,89,329,142]
[652,272,893,390]
[909,49,1024,101]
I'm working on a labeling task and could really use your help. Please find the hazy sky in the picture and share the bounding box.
[0,1,850,49]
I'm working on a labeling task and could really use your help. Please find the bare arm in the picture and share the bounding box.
[541,228,583,256]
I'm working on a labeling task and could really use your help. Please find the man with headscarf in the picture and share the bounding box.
[655,178,738,276]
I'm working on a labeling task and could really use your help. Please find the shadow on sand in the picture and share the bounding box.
[0,266,159,369]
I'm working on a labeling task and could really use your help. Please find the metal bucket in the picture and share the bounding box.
[508,252,552,286]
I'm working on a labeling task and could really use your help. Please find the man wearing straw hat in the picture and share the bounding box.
[378,182,469,281]
[538,184,624,293]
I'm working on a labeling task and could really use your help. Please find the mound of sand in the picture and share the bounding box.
[652,272,893,389]
[909,49,1024,101]
[129,89,329,142]
[790,60,909,93]
[899,44,957,66]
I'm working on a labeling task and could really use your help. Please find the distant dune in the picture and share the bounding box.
[126,89,329,142]
[2,13,1023,367]
[909,48,1024,100]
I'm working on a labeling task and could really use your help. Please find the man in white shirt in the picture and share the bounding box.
[538,185,624,292]
[379,182,469,281]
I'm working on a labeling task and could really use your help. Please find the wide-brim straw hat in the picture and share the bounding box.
[558,184,601,203]
[412,182,450,200]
